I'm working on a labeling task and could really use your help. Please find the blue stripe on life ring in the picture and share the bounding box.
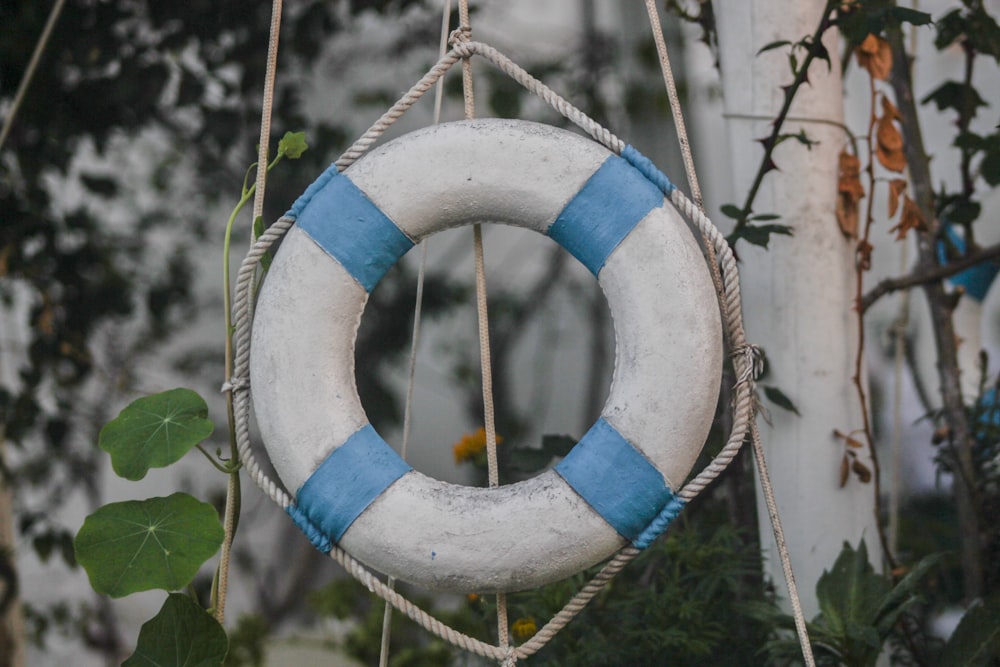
[296,174,415,293]
[547,155,664,276]
[296,424,413,543]
[554,417,673,541]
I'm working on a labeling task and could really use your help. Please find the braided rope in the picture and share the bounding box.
[229,39,762,662]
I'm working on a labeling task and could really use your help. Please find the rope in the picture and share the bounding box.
[642,7,815,663]
[379,3,451,661]
[643,0,703,209]
[453,6,513,659]
[0,0,67,154]
[216,0,284,626]
[228,39,763,663]
[750,420,817,667]
[251,0,284,226]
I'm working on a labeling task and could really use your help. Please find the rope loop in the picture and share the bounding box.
[230,36,762,664]
[221,376,250,394]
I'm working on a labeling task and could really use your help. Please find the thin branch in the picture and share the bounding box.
[886,22,984,601]
[727,0,839,243]
[859,241,1000,313]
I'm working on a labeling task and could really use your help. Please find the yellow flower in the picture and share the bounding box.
[511,617,537,641]
[452,427,503,465]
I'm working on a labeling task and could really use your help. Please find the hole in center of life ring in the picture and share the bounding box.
[355,223,614,488]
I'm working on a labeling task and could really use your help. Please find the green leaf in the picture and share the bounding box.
[720,204,745,220]
[507,447,556,474]
[749,213,782,222]
[939,594,1000,667]
[762,385,800,415]
[757,40,791,55]
[887,6,932,28]
[75,493,225,597]
[935,9,966,49]
[815,541,891,640]
[945,199,982,226]
[123,594,228,667]
[921,81,987,118]
[730,223,794,249]
[954,132,988,152]
[277,131,308,159]
[541,434,577,458]
[873,553,941,636]
[981,147,1000,186]
[99,388,214,481]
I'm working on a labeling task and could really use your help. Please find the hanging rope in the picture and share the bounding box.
[378,3,452,664]
[251,0,285,227]
[453,3,513,659]
[643,0,702,210]
[0,0,67,154]
[215,0,285,626]
[229,39,763,663]
[643,8,815,665]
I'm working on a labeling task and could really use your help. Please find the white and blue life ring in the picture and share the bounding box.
[250,119,723,593]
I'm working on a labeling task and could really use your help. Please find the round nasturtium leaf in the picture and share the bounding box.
[74,493,225,598]
[123,593,228,667]
[99,388,214,481]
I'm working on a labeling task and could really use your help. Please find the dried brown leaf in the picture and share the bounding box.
[889,195,926,240]
[876,112,906,172]
[856,34,893,80]
[888,178,907,218]
[851,459,872,483]
[839,454,850,488]
[837,151,865,237]
[881,95,902,120]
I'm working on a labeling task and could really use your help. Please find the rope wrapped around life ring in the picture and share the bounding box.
[250,118,723,593]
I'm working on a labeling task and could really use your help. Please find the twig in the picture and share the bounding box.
[859,241,1000,313]
[886,23,984,601]
[727,0,838,243]
[852,69,896,571]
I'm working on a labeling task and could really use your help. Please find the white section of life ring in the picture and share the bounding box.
[250,119,722,592]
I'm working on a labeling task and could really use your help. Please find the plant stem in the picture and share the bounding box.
[859,241,1000,312]
[886,24,984,602]
[727,0,838,244]
[213,153,284,623]
[852,74,896,571]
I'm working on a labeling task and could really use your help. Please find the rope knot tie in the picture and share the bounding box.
[500,647,517,667]
[449,27,473,55]
[221,375,250,394]
[732,343,763,387]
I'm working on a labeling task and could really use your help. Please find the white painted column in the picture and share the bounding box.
[715,0,881,617]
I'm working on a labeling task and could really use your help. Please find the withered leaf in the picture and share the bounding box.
[844,434,865,449]
[876,99,906,172]
[889,195,926,240]
[837,150,865,237]
[888,178,907,218]
[851,459,873,483]
[881,94,902,120]
[856,34,892,81]
[839,453,850,488]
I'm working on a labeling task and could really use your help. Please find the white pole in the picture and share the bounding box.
[715,0,882,616]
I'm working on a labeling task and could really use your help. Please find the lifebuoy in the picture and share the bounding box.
[250,119,722,593]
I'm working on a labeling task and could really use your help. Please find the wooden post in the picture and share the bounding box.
[715,0,882,616]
